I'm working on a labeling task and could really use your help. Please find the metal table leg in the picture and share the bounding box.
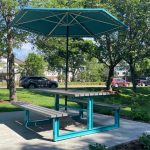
[55,94,59,111]
[87,97,93,130]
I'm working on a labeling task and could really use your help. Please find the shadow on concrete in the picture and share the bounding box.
[0,111,90,141]
[1,111,150,149]
[20,143,65,150]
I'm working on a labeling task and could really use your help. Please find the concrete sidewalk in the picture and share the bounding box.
[0,111,150,150]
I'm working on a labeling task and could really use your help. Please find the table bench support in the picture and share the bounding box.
[53,105,120,141]
[53,93,120,141]
[25,110,30,127]
[53,118,59,141]
[114,109,120,128]
[24,110,51,127]
[53,121,119,142]
[79,103,84,118]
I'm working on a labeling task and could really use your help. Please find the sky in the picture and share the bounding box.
[13,43,37,61]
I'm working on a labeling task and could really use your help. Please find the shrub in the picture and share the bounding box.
[131,108,149,122]
[139,134,150,150]
[89,144,108,150]
[131,97,150,122]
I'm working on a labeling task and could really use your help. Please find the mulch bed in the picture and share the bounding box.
[114,140,144,150]
[0,100,10,103]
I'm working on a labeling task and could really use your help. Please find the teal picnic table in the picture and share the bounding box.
[44,89,120,141]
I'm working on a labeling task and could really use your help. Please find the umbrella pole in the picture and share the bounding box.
[65,26,69,90]
[65,26,69,111]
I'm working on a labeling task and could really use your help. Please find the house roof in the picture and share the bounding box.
[0,54,24,65]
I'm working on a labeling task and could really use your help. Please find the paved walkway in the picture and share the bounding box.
[0,111,150,150]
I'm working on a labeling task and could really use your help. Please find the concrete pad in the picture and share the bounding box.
[0,111,150,150]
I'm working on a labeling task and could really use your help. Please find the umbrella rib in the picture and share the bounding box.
[74,13,121,27]
[69,14,94,36]
[95,25,123,36]
[15,12,66,26]
[48,14,67,36]
[41,18,63,25]
[15,11,28,25]
[51,11,66,24]
[68,12,82,25]
[69,19,92,26]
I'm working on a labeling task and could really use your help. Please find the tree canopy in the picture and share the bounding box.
[21,53,47,76]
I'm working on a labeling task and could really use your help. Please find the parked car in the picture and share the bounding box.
[19,76,58,89]
[111,78,129,87]
[135,77,150,86]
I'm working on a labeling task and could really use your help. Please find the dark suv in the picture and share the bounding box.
[20,76,58,89]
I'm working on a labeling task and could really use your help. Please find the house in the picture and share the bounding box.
[114,63,130,79]
[0,55,24,81]
[44,70,58,81]
[44,69,72,82]
[0,55,73,82]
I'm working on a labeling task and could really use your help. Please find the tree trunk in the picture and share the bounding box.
[7,53,9,89]
[129,62,137,93]
[9,53,16,100]
[106,66,114,91]
[71,72,75,82]
[7,27,17,101]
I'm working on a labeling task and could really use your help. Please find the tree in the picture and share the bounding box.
[96,33,125,90]
[83,33,125,90]
[78,58,107,82]
[22,53,47,76]
[110,0,150,92]
[0,0,29,100]
[136,58,150,77]
[67,38,90,81]
[34,37,94,82]
[77,1,126,90]
[0,28,5,56]
[30,0,85,8]
[85,0,150,92]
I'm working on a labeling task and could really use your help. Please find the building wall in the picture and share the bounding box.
[0,56,22,81]
[114,65,130,78]
[44,70,72,82]
[44,70,58,81]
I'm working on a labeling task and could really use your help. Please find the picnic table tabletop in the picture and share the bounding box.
[37,89,114,97]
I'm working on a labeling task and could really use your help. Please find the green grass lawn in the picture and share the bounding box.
[0,88,77,112]
[0,87,150,122]
[94,87,150,122]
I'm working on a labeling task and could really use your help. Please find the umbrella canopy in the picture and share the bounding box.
[11,8,127,37]
[11,8,127,89]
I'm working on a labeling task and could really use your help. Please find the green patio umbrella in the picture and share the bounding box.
[11,8,127,89]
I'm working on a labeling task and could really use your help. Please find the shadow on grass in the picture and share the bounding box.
[0,107,22,112]
[17,88,54,97]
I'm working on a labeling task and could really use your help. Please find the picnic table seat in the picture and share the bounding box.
[11,101,69,141]
[11,101,68,118]
[68,98,120,111]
